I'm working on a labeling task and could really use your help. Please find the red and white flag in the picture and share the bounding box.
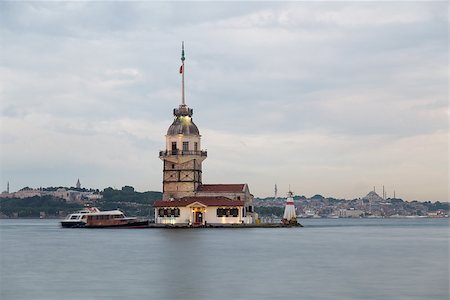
[179,65,183,74]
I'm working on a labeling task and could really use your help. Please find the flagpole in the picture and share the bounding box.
[181,41,185,106]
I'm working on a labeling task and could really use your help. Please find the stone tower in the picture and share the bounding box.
[159,42,207,200]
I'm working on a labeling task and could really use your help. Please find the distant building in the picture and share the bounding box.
[363,191,383,203]
[0,185,101,203]
[76,179,81,189]
[338,208,364,218]
[53,188,70,200]
[2,188,41,199]
[154,44,255,225]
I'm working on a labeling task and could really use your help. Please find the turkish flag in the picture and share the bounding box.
[179,65,183,74]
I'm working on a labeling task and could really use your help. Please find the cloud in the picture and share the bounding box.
[0,2,447,201]
[202,128,448,201]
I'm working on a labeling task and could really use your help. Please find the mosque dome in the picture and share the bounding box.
[167,115,200,135]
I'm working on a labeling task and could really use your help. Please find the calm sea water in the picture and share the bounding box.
[0,218,448,300]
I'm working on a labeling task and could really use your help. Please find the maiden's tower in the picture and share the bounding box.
[154,43,255,226]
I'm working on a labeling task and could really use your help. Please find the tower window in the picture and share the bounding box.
[172,164,175,169]
[194,142,198,151]
[183,141,189,151]
[171,142,177,152]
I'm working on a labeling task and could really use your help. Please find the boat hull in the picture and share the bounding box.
[61,221,86,228]
[85,220,149,228]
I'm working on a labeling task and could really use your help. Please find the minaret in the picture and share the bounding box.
[159,42,207,200]
[76,179,81,189]
[7,181,9,194]
[274,184,278,200]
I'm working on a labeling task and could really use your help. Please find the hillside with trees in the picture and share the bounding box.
[0,186,162,218]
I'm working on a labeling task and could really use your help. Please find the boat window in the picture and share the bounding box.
[70,215,78,220]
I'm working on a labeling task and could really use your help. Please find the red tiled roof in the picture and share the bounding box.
[196,184,246,193]
[153,196,244,207]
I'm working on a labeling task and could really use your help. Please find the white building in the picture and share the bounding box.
[338,208,364,218]
[154,196,250,225]
[154,43,255,225]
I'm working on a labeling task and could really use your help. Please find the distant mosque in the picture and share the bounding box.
[153,43,256,225]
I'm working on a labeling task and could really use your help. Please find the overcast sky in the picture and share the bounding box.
[0,2,448,201]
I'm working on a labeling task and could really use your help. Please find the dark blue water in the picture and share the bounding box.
[1,218,448,300]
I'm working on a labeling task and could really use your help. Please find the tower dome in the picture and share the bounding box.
[167,105,200,135]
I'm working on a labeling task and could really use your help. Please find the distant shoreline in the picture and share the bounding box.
[1,216,448,220]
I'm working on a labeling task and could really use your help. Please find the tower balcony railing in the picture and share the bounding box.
[174,107,193,117]
[159,150,207,157]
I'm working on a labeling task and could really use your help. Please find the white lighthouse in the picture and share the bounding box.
[282,190,297,225]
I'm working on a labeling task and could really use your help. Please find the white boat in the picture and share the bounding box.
[61,207,100,228]
[304,210,316,218]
